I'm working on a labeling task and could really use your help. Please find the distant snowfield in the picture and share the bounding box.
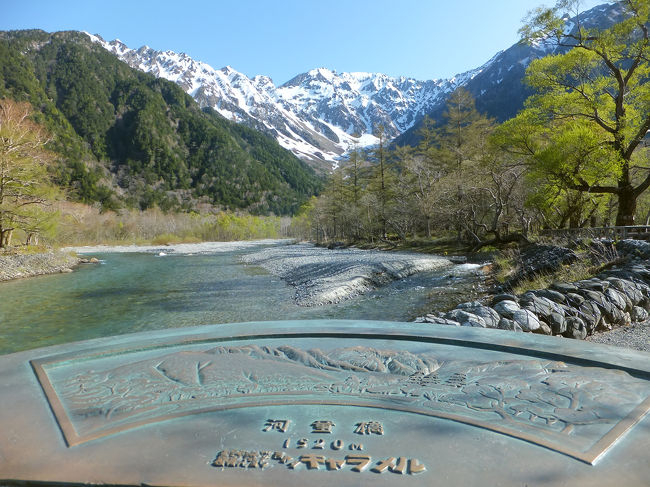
[64,239,292,255]
[241,243,454,306]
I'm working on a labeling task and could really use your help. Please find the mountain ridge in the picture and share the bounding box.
[89,33,492,165]
[86,2,621,164]
[396,1,626,146]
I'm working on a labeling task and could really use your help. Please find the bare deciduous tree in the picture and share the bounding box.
[0,99,58,247]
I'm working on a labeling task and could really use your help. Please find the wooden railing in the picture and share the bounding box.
[541,226,650,240]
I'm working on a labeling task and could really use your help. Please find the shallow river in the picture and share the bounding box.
[0,244,482,355]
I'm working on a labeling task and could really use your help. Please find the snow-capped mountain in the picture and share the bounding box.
[86,33,488,166]
[86,2,619,166]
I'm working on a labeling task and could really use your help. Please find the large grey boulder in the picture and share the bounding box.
[547,311,567,335]
[454,304,501,328]
[576,279,609,293]
[605,278,643,306]
[551,282,579,293]
[604,287,631,312]
[577,301,602,332]
[466,306,501,328]
[445,309,487,328]
[533,288,567,304]
[631,306,649,322]
[575,288,608,306]
[632,281,650,310]
[511,309,541,332]
[493,300,521,319]
[564,316,588,340]
[566,293,585,306]
[491,294,518,306]
[576,289,616,321]
[534,322,553,335]
[633,280,650,299]
[497,318,523,332]
[558,303,578,317]
[521,295,562,319]
[605,303,627,326]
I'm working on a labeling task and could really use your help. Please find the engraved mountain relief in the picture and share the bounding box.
[34,343,649,462]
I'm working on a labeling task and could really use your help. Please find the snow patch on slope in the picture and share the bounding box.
[86,32,478,166]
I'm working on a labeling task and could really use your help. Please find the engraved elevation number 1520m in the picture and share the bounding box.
[211,418,426,475]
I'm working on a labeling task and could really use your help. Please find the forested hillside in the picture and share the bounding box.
[0,30,321,214]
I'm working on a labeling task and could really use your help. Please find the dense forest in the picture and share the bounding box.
[0,30,322,215]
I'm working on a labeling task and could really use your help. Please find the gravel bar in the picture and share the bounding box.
[0,251,81,282]
[242,243,453,306]
[63,239,291,255]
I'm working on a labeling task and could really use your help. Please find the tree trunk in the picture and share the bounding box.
[1,229,13,248]
[615,189,636,226]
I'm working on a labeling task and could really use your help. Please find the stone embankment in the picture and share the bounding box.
[242,243,453,306]
[416,239,650,350]
[0,250,89,282]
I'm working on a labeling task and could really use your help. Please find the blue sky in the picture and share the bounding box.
[4,0,606,85]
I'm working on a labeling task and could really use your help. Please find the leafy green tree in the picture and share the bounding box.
[511,0,650,226]
[0,99,59,247]
[288,196,317,239]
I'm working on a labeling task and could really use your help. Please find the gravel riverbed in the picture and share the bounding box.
[64,239,290,255]
[585,321,649,352]
[241,243,454,306]
[0,250,81,282]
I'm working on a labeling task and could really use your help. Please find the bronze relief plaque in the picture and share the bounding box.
[1,320,649,486]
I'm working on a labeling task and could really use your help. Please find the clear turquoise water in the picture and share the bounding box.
[0,248,480,355]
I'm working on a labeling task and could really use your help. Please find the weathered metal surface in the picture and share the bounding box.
[0,320,648,486]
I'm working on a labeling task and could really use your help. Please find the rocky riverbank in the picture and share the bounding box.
[0,250,84,282]
[416,239,650,351]
[242,243,455,306]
